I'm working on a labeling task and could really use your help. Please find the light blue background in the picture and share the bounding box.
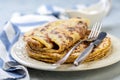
[0,0,120,37]
[0,0,120,80]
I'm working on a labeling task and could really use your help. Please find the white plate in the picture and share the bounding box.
[10,34,120,71]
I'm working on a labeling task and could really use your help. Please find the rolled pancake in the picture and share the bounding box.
[24,18,89,53]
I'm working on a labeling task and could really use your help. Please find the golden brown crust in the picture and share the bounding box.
[26,37,111,63]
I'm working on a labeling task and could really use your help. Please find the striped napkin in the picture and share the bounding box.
[0,5,66,80]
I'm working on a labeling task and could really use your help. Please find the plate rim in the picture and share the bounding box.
[10,34,120,71]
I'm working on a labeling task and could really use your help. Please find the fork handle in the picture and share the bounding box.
[53,40,85,66]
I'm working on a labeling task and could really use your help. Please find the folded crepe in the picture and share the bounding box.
[24,18,89,52]
[24,18,111,63]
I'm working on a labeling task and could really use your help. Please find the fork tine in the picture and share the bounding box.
[88,14,103,39]
[88,22,98,39]
[88,21,102,39]
[93,22,101,37]
[94,22,102,38]
[92,22,100,38]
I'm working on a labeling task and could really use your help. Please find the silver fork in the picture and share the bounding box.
[53,21,102,67]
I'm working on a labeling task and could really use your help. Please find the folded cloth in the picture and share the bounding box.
[0,22,30,80]
[0,5,64,80]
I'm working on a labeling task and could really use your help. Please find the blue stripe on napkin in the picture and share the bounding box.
[46,5,54,12]
[0,31,11,51]
[0,58,3,68]
[10,23,21,46]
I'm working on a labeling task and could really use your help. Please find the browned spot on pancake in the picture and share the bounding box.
[66,36,73,41]
[77,17,81,19]
[78,21,83,24]
[51,29,60,34]
[40,28,46,32]
[66,27,75,32]
[84,22,88,27]
[58,35,62,38]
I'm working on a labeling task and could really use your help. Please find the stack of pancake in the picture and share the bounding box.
[24,18,111,63]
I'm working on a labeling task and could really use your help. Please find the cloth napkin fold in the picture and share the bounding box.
[0,22,30,80]
[0,5,65,80]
